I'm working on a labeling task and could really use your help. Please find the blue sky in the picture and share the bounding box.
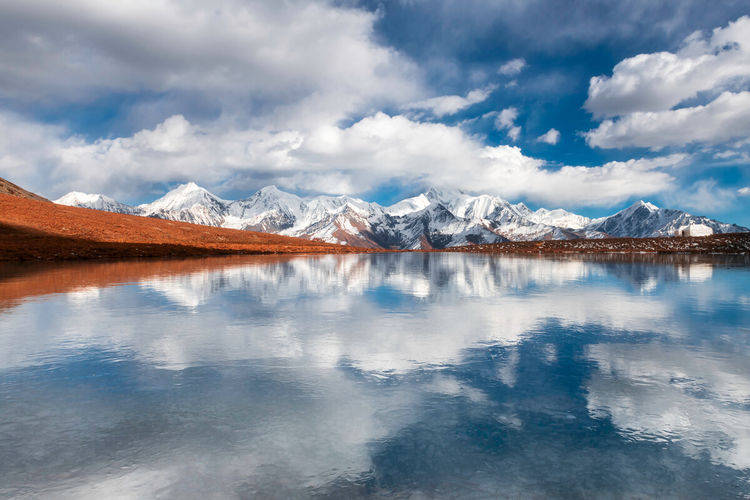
[0,0,748,225]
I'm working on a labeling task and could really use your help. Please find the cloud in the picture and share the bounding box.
[0,0,420,129]
[498,58,526,76]
[586,343,750,470]
[404,85,496,117]
[738,187,750,196]
[495,107,521,141]
[585,91,750,150]
[536,128,560,145]
[0,110,684,207]
[585,16,750,150]
[662,178,737,212]
[585,16,750,117]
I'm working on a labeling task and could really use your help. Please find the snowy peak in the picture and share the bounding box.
[386,193,431,216]
[55,191,136,214]
[620,200,659,216]
[56,191,112,206]
[586,199,748,238]
[139,182,227,214]
[234,185,304,214]
[529,208,591,230]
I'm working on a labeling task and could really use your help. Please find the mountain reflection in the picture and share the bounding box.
[0,253,748,497]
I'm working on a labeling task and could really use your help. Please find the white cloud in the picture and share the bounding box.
[0,110,684,207]
[738,187,750,196]
[585,16,750,150]
[495,107,521,141]
[585,16,750,117]
[404,85,496,117]
[536,128,560,145]
[0,0,420,129]
[506,126,521,141]
[662,178,737,212]
[498,58,527,76]
[586,91,750,150]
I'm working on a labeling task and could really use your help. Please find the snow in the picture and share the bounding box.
[385,193,431,216]
[55,192,135,213]
[528,208,591,230]
[139,182,228,213]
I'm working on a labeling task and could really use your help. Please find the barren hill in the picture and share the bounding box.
[0,177,49,202]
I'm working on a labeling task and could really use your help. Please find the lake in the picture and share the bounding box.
[1,253,749,498]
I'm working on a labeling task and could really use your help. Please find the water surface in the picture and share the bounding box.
[1,253,749,498]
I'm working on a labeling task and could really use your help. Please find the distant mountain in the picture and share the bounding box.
[55,184,749,249]
[526,207,591,230]
[587,200,747,238]
[56,192,137,214]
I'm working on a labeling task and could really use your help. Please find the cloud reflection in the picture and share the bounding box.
[0,253,748,496]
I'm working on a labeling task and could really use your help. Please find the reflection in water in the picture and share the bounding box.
[0,253,749,497]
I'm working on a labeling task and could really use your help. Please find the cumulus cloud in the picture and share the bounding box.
[585,16,750,117]
[498,58,527,76]
[0,110,684,207]
[586,91,750,149]
[495,107,521,141]
[585,16,750,150]
[536,128,560,145]
[738,187,750,196]
[404,85,496,117]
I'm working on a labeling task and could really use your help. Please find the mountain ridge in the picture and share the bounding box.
[55,184,749,249]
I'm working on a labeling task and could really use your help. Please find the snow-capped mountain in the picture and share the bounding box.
[55,184,749,249]
[54,192,137,214]
[224,186,306,232]
[587,200,747,238]
[526,207,591,230]
[137,182,230,226]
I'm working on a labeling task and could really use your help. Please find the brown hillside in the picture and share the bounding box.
[0,177,49,202]
[0,193,377,261]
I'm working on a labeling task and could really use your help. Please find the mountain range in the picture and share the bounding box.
[55,183,749,249]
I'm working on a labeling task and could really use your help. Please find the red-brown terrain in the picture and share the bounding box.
[0,191,376,261]
[445,233,750,254]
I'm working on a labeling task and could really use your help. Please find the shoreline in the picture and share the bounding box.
[441,232,750,256]
[3,232,748,262]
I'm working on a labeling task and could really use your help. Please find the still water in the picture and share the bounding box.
[0,253,749,498]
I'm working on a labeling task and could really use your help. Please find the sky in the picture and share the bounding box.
[0,0,749,225]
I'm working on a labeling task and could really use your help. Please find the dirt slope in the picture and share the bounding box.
[0,177,49,202]
[0,193,376,261]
